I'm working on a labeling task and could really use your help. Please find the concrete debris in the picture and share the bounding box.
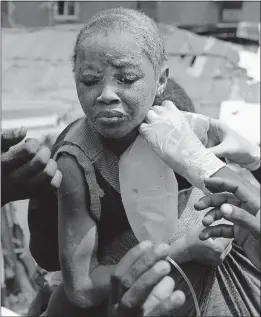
[2,24,260,142]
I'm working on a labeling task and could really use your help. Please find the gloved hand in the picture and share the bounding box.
[139,101,226,192]
[182,112,210,147]
[182,112,260,171]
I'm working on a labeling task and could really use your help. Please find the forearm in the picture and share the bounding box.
[169,236,191,264]
[87,264,116,306]
[60,224,114,308]
[57,154,115,309]
[212,166,260,196]
[65,264,115,308]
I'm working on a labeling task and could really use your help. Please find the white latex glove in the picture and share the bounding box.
[181,112,260,171]
[182,112,210,147]
[139,101,226,192]
[1,307,19,316]
[205,117,260,171]
[180,112,260,171]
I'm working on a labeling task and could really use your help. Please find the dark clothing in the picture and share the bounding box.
[252,166,261,184]
[28,119,191,271]
[28,118,260,316]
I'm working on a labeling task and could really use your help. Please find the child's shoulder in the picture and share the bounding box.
[51,118,83,156]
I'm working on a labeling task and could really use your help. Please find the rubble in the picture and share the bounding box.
[1,22,260,314]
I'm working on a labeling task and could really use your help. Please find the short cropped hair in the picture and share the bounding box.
[154,78,196,113]
[72,7,166,73]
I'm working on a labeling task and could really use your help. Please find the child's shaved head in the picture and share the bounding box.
[72,7,166,73]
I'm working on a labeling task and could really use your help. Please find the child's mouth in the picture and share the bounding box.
[95,110,128,124]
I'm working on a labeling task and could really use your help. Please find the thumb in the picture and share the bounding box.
[221,204,260,240]
[138,122,148,136]
[208,142,227,158]
[1,127,27,152]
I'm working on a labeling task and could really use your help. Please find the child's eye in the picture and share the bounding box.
[117,75,139,85]
[81,76,100,86]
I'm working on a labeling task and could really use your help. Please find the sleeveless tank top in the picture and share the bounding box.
[28,117,260,316]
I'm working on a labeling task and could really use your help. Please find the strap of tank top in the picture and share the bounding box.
[51,119,81,158]
[63,117,120,193]
[53,144,103,222]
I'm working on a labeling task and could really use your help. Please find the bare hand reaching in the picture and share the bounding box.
[108,241,185,317]
[1,128,62,206]
[194,177,260,270]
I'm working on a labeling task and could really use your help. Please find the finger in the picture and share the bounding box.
[119,243,170,290]
[1,127,27,152]
[118,260,171,314]
[204,177,260,212]
[151,105,163,114]
[204,177,247,197]
[194,192,237,211]
[221,204,260,239]
[145,109,159,124]
[182,111,194,124]
[208,143,226,157]
[50,170,63,190]
[199,224,234,240]
[110,241,153,305]
[26,159,58,194]
[1,138,40,172]
[143,276,174,315]
[150,276,175,301]
[149,290,186,317]
[162,100,178,111]
[9,146,51,183]
[139,123,148,136]
[113,241,153,279]
[202,207,223,226]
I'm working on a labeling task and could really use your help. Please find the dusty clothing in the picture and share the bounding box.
[28,118,260,316]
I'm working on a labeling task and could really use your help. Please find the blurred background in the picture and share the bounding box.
[1,1,260,314]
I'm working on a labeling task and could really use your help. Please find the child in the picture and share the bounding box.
[29,8,260,316]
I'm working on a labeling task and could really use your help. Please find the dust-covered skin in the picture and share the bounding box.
[74,31,166,139]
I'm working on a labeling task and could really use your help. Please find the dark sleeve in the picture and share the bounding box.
[251,166,261,184]
[28,189,60,271]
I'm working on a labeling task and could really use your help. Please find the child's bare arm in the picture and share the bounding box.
[57,154,115,308]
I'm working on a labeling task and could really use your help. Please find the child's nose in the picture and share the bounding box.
[97,84,120,105]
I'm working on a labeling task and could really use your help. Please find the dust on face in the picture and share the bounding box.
[75,30,159,139]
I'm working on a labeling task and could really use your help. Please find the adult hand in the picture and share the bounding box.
[1,127,27,152]
[173,111,260,171]
[194,177,260,270]
[1,128,62,206]
[139,101,225,191]
[108,241,185,317]
[181,224,232,267]
[206,118,260,171]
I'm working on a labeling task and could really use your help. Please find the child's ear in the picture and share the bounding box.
[156,66,169,97]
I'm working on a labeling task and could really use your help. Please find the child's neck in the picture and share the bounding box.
[102,129,138,157]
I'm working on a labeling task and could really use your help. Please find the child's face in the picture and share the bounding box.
[75,30,159,139]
